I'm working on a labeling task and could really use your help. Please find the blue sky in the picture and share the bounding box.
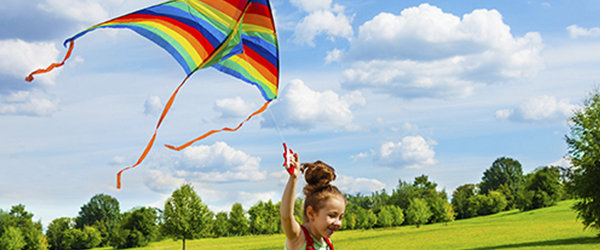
[2,0,599,228]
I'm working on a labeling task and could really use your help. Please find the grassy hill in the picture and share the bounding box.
[100,200,599,249]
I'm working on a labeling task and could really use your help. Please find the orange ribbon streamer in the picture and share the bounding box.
[116,74,191,189]
[116,74,271,189]
[26,41,75,82]
[165,100,271,151]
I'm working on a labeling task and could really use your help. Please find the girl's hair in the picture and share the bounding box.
[300,160,345,222]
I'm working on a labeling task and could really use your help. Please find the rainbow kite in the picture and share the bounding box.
[26,0,279,189]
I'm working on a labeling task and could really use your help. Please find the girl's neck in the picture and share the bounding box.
[304,222,325,244]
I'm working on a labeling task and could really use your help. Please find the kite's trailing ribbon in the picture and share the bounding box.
[25,41,74,82]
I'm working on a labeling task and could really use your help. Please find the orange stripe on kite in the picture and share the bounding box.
[164,100,271,151]
[25,40,75,82]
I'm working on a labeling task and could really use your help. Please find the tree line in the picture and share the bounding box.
[3,88,600,249]
[0,158,570,250]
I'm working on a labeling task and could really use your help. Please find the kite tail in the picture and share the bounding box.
[116,74,192,189]
[164,100,271,151]
[26,40,75,82]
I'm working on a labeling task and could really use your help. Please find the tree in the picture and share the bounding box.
[228,203,248,236]
[75,193,120,246]
[341,211,357,230]
[46,217,73,250]
[162,183,213,250]
[0,205,46,250]
[213,212,229,237]
[376,206,393,228]
[60,226,102,250]
[355,207,369,230]
[406,198,431,228]
[0,226,26,250]
[389,206,404,226]
[248,200,279,235]
[452,184,477,219]
[479,157,524,207]
[113,207,159,248]
[566,89,600,235]
[517,166,563,211]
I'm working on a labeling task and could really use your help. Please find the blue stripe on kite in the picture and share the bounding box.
[137,6,226,50]
[241,36,277,68]
[127,25,193,75]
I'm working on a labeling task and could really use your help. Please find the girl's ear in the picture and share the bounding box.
[306,206,316,221]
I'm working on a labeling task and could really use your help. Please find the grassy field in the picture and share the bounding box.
[99,200,600,249]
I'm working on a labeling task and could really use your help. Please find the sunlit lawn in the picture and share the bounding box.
[96,200,599,249]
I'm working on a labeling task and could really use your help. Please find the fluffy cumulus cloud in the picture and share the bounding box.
[333,175,385,195]
[495,95,581,123]
[143,142,267,193]
[0,91,60,116]
[261,79,365,131]
[567,25,600,39]
[0,39,63,116]
[214,97,257,120]
[0,39,60,86]
[292,0,353,46]
[340,4,544,99]
[375,136,437,168]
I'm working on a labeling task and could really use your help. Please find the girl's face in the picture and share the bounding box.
[308,196,345,239]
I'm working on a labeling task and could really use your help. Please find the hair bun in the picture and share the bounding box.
[301,160,336,196]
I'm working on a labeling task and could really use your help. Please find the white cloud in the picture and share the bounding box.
[341,4,544,99]
[143,170,186,194]
[333,175,385,195]
[495,95,581,123]
[174,142,266,182]
[376,136,437,168]
[261,79,365,131]
[294,10,354,46]
[37,0,110,24]
[290,0,332,12]
[144,142,268,193]
[214,97,256,120]
[548,157,572,168]
[567,25,600,39]
[0,39,60,86]
[325,48,343,64]
[109,155,127,166]
[0,91,60,117]
[143,95,162,116]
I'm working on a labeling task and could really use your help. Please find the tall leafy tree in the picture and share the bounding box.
[517,166,563,211]
[406,198,431,228]
[566,89,600,235]
[113,207,159,248]
[479,157,524,206]
[452,184,477,219]
[0,226,26,250]
[162,183,213,250]
[228,203,248,236]
[46,217,73,250]
[75,193,120,246]
[0,205,46,250]
[213,212,229,237]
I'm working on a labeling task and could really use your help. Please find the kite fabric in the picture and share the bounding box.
[25,0,279,189]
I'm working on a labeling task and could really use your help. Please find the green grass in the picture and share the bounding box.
[100,200,600,249]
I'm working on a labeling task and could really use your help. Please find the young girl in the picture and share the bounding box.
[280,153,346,250]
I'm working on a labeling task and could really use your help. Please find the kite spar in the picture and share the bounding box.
[26,0,279,189]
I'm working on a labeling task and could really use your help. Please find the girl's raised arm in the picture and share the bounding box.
[280,153,303,249]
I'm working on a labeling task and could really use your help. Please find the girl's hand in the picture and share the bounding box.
[289,152,299,178]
